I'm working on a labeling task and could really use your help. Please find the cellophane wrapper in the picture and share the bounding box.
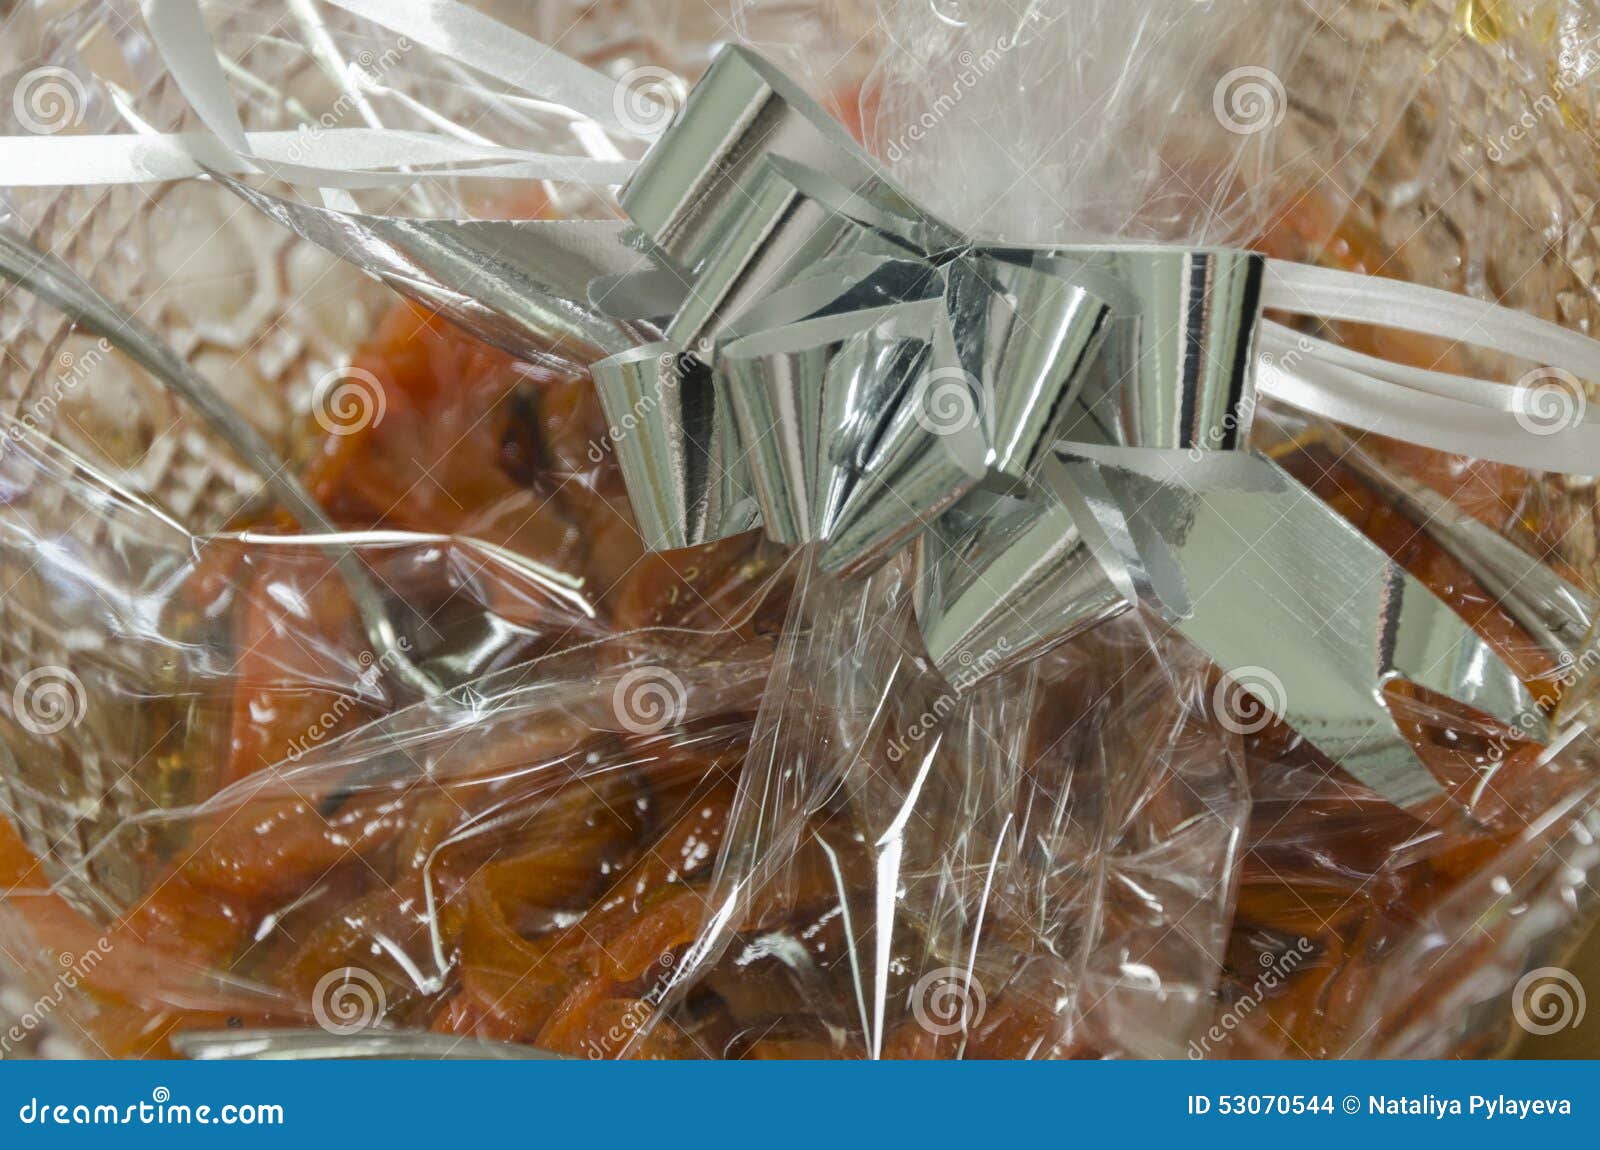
[1,0,1598,1059]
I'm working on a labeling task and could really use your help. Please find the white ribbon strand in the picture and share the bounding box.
[1257,320,1600,474]
[0,128,636,187]
[0,0,646,189]
[1261,261,1600,474]
[320,0,648,138]
[1265,260,1600,384]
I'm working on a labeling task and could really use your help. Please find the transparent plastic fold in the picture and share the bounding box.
[1,0,1598,1061]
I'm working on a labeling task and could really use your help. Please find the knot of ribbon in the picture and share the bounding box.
[579,47,1556,810]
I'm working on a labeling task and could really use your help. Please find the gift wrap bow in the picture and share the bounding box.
[26,18,1600,809]
[578,48,1558,811]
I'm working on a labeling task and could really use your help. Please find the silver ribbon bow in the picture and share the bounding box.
[214,46,1549,810]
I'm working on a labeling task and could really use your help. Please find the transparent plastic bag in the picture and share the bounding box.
[1,0,1598,1061]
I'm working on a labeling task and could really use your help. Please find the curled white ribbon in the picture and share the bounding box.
[318,0,649,139]
[1262,261,1600,474]
[0,0,646,189]
[0,129,636,187]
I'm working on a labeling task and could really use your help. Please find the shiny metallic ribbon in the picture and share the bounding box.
[599,48,1550,810]
[8,10,1587,809]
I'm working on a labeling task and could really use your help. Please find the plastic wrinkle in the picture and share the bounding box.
[0,0,1597,1061]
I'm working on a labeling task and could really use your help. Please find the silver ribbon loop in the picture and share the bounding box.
[913,489,1127,688]
[588,345,761,552]
[1063,246,1266,452]
[912,246,1267,693]
[948,250,1114,486]
[1045,445,1544,809]
[617,46,956,277]
[720,259,988,577]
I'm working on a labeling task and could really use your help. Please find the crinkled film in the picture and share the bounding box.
[0,0,1597,1061]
